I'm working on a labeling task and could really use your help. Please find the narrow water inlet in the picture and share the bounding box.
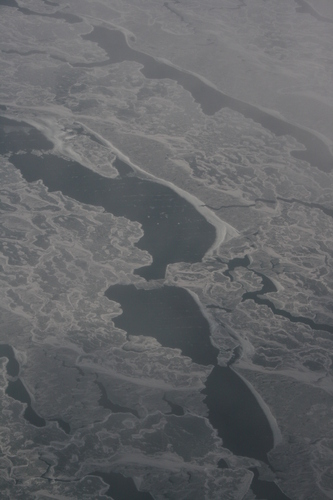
[106,283,275,462]
[2,116,276,464]
[3,111,216,281]
[77,26,333,173]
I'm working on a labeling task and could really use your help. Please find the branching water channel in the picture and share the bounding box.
[0,114,295,498]
[1,2,330,498]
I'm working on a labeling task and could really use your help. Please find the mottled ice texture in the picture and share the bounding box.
[0,0,333,498]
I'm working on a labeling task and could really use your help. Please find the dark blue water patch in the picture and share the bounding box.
[49,418,71,434]
[104,283,277,462]
[2,49,45,56]
[221,254,250,282]
[238,260,333,335]
[243,292,333,335]
[95,380,139,418]
[0,344,20,376]
[0,116,53,155]
[163,2,186,23]
[91,471,154,500]
[5,379,46,427]
[253,271,277,295]
[249,467,292,500]
[303,360,323,371]
[74,124,106,147]
[0,104,7,110]
[23,405,47,427]
[163,394,185,416]
[113,156,134,177]
[10,152,216,280]
[76,26,333,173]
[105,284,218,366]
[221,253,277,297]
[206,304,232,313]
[293,0,333,23]
[0,0,18,6]
[277,196,333,219]
[202,366,273,463]
[217,458,229,469]
[0,0,81,23]
[42,0,59,6]
[221,254,333,337]
[17,6,82,23]
[226,345,242,367]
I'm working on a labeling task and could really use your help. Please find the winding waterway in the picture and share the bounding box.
[90,471,154,500]
[0,343,70,432]
[0,1,330,497]
[0,112,298,497]
[3,115,215,280]
[2,1,332,175]
[2,116,276,461]
[74,26,333,174]
[0,344,19,377]
[105,284,219,366]
[104,284,274,462]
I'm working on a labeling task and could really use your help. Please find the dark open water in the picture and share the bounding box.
[0,40,299,492]
[1,117,275,463]
[77,26,333,174]
[2,115,215,280]
[0,344,20,376]
[0,2,312,496]
[105,284,219,366]
[10,152,215,279]
[91,471,154,500]
[105,284,274,462]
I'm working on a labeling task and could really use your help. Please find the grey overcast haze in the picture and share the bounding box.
[0,0,333,498]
